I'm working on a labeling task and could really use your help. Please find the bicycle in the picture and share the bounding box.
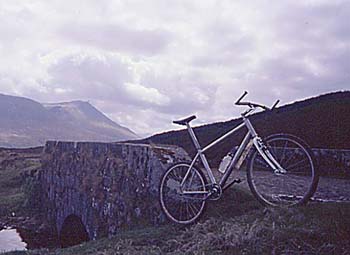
[159,91,319,224]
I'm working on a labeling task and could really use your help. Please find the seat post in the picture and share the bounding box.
[186,123,201,150]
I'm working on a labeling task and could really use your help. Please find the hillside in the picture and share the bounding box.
[0,94,138,147]
[141,91,350,166]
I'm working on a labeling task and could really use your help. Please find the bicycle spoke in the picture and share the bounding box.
[174,167,183,180]
[285,158,309,172]
[248,135,317,207]
[160,164,206,224]
[185,201,190,219]
[278,140,289,165]
[188,201,197,215]
[270,143,278,158]
[179,203,184,221]
[172,203,180,215]
[188,202,199,215]
[169,170,180,182]
[281,152,298,169]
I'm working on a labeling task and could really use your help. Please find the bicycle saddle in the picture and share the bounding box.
[173,115,197,126]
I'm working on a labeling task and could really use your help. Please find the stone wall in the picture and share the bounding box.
[313,148,350,178]
[40,141,189,240]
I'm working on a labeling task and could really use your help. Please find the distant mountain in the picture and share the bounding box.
[0,94,138,148]
[140,91,350,166]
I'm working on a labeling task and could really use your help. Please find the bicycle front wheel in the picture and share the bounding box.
[248,134,319,207]
[159,163,207,224]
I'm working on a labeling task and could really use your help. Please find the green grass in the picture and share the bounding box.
[0,149,41,217]
[1,149,350,254]
[3,186,350,255]
[0,192,24,216]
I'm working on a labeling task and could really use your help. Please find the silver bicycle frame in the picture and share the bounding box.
[181,115,284,194]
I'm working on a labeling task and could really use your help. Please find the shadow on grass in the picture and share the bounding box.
[204,186,262,221]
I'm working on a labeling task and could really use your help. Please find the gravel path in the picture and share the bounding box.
[216,169,350,203]
[313,176,350,202]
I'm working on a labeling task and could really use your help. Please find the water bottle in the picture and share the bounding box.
[218,153,233,173]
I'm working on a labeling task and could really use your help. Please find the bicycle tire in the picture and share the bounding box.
[247,133,319,207]
[159,162,208,224]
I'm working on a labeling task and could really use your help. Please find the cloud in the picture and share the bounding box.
[139,70,218,115]
[124,82,170,106]
[192,19,255,67]
[43,52,173,109]
[60,23,172,56]
[0,0,349,136]
[45,52,131,101]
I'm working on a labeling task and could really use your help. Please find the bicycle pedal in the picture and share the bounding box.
[223,178,243,190]
[232,178,242,183]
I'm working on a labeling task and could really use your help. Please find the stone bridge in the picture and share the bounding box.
[39,141,189,247]
[38,140,350,247]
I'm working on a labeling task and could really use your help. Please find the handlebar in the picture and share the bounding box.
[235,91,280,111]
[235,91,248,105]
[271,100,280,110]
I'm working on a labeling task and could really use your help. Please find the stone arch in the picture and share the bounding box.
[59,214,90,248]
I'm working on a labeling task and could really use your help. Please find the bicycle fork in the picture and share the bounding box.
[253,137,286,174]
[243,116,286,175]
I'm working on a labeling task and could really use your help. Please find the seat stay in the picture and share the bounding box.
[180,153,200,187]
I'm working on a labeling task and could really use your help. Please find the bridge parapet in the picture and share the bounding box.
[40,141,190,241]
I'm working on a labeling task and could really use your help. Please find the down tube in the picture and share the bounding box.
[219,132,252,187]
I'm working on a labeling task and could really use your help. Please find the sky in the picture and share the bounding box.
[0,0,349,137]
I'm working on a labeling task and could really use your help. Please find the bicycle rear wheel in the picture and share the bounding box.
[248,134,319,207]
[159,163,207,224]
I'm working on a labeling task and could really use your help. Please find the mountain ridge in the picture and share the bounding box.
[140,90,350,166]
[0,93,138,148]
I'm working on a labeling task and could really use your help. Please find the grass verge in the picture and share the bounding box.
[3,186,350,255]
[0,148,41,217]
